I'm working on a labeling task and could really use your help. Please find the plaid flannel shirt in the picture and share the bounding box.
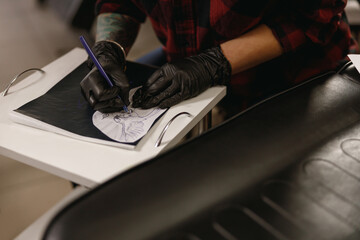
[96,0,357,105]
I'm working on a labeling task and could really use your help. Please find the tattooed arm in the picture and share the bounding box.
[96,13,140,54]
[80,13,141,112]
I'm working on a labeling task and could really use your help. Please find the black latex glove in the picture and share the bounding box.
[80,40,130,113]
[132,46,232,109]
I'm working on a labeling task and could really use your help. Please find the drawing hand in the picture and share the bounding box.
[80,41,130,113]
[132,46,231,109]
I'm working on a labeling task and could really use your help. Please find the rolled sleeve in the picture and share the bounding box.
[266,0,346,53]
[95,0,146,22]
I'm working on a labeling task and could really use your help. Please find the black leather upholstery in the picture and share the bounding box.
[43,64,360,240]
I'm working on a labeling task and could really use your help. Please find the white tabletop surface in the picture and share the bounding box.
[0,48,226,188]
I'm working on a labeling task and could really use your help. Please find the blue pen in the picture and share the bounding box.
[79,35,129,113]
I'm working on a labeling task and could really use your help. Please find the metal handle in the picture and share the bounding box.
[155,112,192,147]
[2,68,45,96]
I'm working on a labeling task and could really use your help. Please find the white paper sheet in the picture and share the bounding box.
[348,54,360,73]
[92,88,167,143]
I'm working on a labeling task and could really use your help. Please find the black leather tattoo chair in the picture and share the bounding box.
[42,62,360,240]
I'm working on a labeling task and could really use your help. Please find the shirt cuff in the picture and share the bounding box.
[95,1,146,23]
[265,21,308,54]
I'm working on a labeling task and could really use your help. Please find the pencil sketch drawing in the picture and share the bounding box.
[92,87,167,143]
[93,107,166,142]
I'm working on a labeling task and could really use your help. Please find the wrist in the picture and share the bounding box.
[90,40,127,71]
[103,40,127,59]
[201,46,232,86]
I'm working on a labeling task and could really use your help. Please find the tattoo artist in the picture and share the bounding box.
[80,0,357,116]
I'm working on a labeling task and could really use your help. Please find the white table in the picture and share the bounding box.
[0,48,226,188]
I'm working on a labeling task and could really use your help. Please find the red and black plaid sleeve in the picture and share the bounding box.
[95,0,146,23]
[93,0,357,109]
[266,0,348,53]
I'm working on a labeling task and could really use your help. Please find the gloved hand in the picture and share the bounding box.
[132,46,232,109]
[80,40,130,113]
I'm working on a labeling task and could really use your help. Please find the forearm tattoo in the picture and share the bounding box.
[96,13,140,54]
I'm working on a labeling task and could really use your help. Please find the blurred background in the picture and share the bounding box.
[1,0,360,239]
[0,0,160,239]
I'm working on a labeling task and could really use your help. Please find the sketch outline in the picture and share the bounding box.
[93,107,166,142]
